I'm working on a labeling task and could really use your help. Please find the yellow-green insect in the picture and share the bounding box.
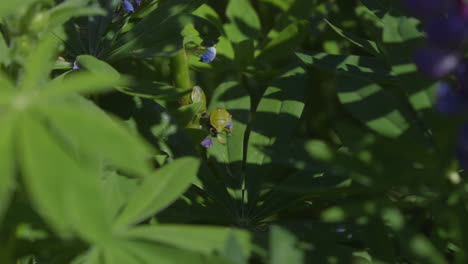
[209,108,233,144]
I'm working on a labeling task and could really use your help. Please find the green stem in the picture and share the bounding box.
[170,49,192,106]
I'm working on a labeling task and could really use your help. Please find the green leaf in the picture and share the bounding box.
[47,0,105,30]
[0,113,15,223]
[108,0,205,60]
[76,55,120,80]
[18,112,112,242]
[260,0,295,11]
[270,226,304,264]
[233,39,255,70]
[173,102,203,128]
[225,0,261,43]
[296,51,395,82]
[324,19,380,56]
[101,170,139,219]
[359,0,404,19]
[222,232,247,264]
[44,72,124,98]
[38,99,152,177]
[105,239,231,264]
[115,157,200,227]
[0,0,49,20]
[20,36,59,91]
[192,4,224,34]
[336,73,417,139]
[208,81,250,181]
[244,66,307,212]
[255,20,308,64]
[123,225,250,257]
[116,80,189,100]
[0,31,9,66]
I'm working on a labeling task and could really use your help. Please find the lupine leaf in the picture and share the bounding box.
[18,113,112,242]
[115,157,200,227]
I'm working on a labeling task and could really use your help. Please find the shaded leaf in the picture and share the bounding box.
[115,157,200,227]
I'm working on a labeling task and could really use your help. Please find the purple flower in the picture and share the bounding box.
[200,137,213,148]
[414,47,460,78]
[458,0,468,19]
[134,0,142,6]
[456,60,468,95]
[224,120,233,130]
[199,47,216,63]
[425,15,467,50]
[72,60,80,70]
[403,0,445,19]
[456,123,468,169]
[122,0,134,13]
[435,82,468,115]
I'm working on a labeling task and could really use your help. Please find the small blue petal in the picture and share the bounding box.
[200,137,213,148]
[435,82,468,115]
[72,60,80,70]
[122,0,134,13]
[336,227,346,233]
[134,0,142,5]
[224,120,233,130]
[199,47,216,63]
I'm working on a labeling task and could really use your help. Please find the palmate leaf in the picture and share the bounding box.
[18,112,112,242]
[115,157,200,227]
[123,224,250,257]
[38,98,153,178]
[208,82,250,178]
[244,66,307,213]
[107,0,206,60]
[205,81,250,214]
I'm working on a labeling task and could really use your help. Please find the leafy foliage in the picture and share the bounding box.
[1,0,467,263]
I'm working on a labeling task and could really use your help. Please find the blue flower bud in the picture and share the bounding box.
[403,0,445,19]
[73,60,80,70]
[414,47,460,78]
[134,0,142,5]
[199,47,216,63]
[200,137,213,148]
[425,15,467,50]
[122,0,134,13]
[435,82,468,115]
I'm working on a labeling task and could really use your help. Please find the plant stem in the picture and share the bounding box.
[170,49,192,106]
